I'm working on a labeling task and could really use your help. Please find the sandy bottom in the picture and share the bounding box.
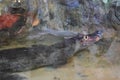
[18,56,120,80]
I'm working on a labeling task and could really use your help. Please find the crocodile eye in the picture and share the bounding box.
[18,0,21,3]
[83,36,88,40]
[14,0,21,3]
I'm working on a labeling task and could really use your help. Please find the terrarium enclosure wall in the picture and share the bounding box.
[0,0,120,35]
[0,0,120,80]
[0,0,119,46]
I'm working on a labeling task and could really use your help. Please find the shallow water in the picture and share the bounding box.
[20,53,120,80]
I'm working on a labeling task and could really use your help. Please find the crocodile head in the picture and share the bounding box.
[80,30,103,46]
[74,30,103,52]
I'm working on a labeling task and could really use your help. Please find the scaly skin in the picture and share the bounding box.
[0,30,103,72]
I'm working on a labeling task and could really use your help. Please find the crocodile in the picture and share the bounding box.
[0,30,103,72]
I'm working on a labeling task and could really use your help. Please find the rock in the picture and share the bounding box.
[103,28,116,39]
[105,37,120,64]
[106,1,120,31]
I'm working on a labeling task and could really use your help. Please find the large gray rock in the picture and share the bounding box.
[105,37,120,64]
